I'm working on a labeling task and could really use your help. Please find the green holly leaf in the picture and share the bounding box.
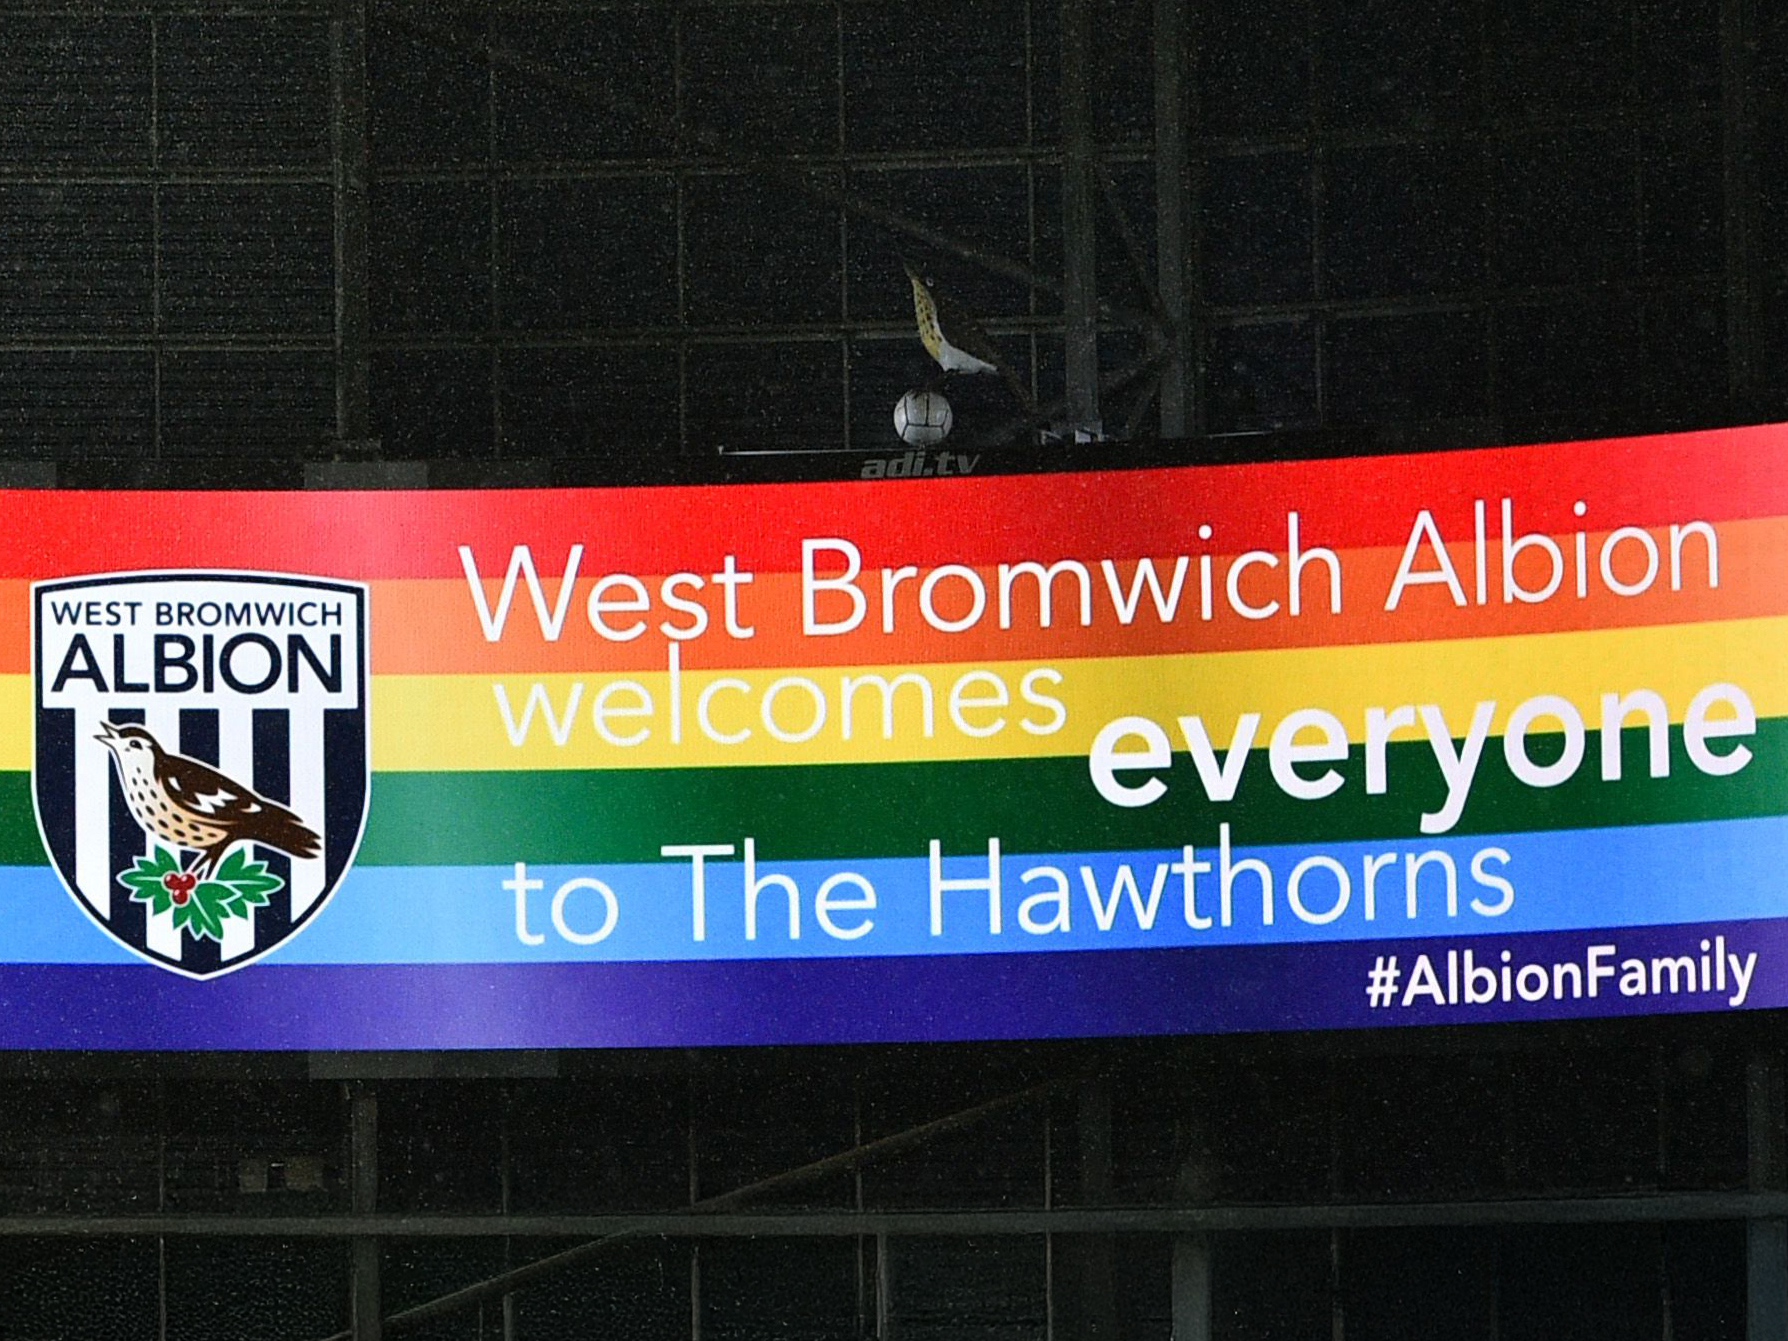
[213,849,257,884]
[131,885,174,916]
[119,847,184,915]
[118,847,180,889]
[217,851,281,893]
[117,846,287,942]
[211,880,272,914]
[197,851,285,927]
[173,892,226,944]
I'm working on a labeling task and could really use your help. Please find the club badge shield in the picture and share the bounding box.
[31,572,370,978]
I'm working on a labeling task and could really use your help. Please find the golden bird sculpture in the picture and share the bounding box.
[903,258,1037,417]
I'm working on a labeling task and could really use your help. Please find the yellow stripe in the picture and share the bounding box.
[365,617,1788,771]
[0,618,1777,773]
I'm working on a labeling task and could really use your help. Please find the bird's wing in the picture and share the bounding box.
[933,292,1007,370]
[159,753,283,824]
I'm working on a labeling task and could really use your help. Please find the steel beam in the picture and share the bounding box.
[1058,0,1102,433]
[1748,1054,1787,1340]
[10,1191,1788,1243]
[1153,0,1195,435]
[1053,1083,1117,1340]
[330,0,372,446]
[1171,1235,1213,1341]
[1172,1077,1215,1341]
[1721,0,1762,395]
[876,1232,895,1340]
[349,1085,381,1341]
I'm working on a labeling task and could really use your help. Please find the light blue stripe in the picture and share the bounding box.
[1,816,1785,966]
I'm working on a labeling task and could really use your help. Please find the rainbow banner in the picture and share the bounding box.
[2,423,1787,1048]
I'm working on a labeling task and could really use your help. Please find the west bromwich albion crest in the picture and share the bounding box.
[32,572,369,978]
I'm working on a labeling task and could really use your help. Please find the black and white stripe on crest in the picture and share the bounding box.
[48,704,335,973]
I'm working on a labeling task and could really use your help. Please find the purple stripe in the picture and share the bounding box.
[0,919,1780,1050]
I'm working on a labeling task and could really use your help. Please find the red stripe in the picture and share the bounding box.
[2,424,1784,579]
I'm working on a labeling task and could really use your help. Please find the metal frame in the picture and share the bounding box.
[317,1079,1058,1340]
[2,1194,1786,1241]
[3,0,1774,456]
[0,1021,1773,1338]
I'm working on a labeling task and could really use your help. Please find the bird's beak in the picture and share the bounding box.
[94,721,120,747]
[899,255,922,282]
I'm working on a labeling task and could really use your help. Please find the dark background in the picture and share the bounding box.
[1,0,1787,1337]
[0,1026,1769,1339]
[3,0,1785,463]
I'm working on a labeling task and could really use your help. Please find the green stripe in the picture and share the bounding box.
[356,721,1787,865]
[0,722,1776,869]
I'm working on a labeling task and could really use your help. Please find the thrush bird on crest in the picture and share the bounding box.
[96,721,321,880]
[902,258,1037,417]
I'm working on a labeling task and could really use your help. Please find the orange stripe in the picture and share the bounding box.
[364,515,1778,674]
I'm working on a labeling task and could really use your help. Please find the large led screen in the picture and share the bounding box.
[3,424,1785,1047]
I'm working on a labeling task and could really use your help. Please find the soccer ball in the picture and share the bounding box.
[894,389,953,446]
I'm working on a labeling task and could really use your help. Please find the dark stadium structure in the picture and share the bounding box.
[2,0,1788,1338]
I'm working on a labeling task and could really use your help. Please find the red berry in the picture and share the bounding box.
[172,888,190,906]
